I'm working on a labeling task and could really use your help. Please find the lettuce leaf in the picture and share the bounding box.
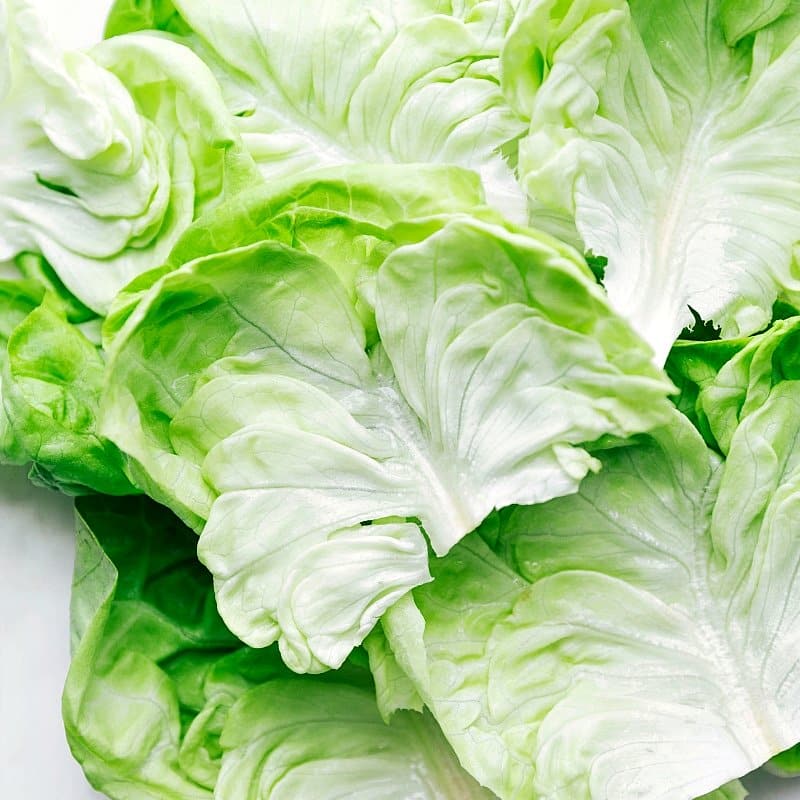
[505,0,800,362]
[698,784,749,800]
[0,0,256,313]
[63,494,495,800]
[0,248,134,492]
[2,293,134,494]
[99,188,673,671]
[665,337,749,450]
[383,325,800,798]
[767,743,800,777]
[100,163,485,352]
[696,316,800,453]
[103,0,528,220]
[0,277,45,462]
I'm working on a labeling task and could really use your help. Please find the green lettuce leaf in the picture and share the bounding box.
[720,0,790,44]
[0,277,45,462]
[766,743,800,777]
[14,252,95,323]
[665,337,749,449]
[100,164,485,351]
[383,367,800,797]
[100,208,673,671]
[64,495,495,799]
[695,316,800,454]
[104,0,191,38]
[363,625,424,723]
[168,164,486,294]
[103,0,528,220]
[504,0,800,362]
[0,0,256,313]
[2,293,134,494]
[698,784,748,800]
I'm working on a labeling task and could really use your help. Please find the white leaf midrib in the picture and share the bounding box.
[371,382,477,551]
[689,466,789,764]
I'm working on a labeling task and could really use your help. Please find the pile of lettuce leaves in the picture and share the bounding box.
[6,0,800,797]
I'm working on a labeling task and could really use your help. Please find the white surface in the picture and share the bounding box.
[2,0,800,797]
[0,466,105,798]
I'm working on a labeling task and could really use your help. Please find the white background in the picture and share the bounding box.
[0,0,799,797]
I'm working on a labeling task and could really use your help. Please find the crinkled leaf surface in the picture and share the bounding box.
[0,0,255,313]
[2,294,134,494]
[364,625,424,723]
[505,0,800,362]
[64,495,494,800]
[101,163,486,349]
[101,209,673,671]
[384,378,800,798]
[0,277,44,462]
[64,496,234,799]
[665,314,800,454]
[695,316,800,454]
[14,252,95,323]
[166,164,486,306]
[665,337,749,450]
[103,0,528,220]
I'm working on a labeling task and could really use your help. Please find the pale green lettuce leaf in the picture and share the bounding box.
[101,163,485,350]
[363,625,424,722]
[64,495,495,800]
[217,684,494,800]
[384,389,800,798]
[103,0,527,220]
[0,0,255,313]
[101,237,434,672]
[101,210,673,671]
[14,252,95,323]
[505,0,800,362]
[167,164,486,302]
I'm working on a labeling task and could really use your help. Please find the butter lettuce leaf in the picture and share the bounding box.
[103,0,528,220]
[0,0,256,313]
[101,163,485,350]
[505,0,800,362]
[0,277,45,462]
[384,358,800,797]
[0,251,133,492]
[665,337,749,450]
[63,495,495,800]
[363,626,424,723]
[2,294,134,494]
[100,200,673,671]
[696,316,800,453]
